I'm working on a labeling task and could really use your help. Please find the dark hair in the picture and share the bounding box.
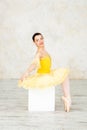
[32,32,43,42]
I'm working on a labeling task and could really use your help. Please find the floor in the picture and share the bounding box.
[0,79,87,130]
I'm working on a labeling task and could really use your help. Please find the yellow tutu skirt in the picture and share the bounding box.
[18,68,70,89]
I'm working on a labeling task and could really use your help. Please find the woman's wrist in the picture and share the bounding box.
[25,71,29,76]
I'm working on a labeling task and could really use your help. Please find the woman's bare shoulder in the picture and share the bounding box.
[34,51,40,59]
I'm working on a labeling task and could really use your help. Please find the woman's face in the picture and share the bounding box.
[34,35,44,47]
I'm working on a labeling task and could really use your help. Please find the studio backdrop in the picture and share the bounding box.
[0,0,87,79]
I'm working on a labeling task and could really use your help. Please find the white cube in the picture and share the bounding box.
[28,87,55,111]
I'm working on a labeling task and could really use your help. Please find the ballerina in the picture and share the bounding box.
[18,32,71,112]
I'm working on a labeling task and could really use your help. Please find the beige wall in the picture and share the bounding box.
[0,0,87,79]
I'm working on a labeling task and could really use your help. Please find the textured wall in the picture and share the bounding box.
[0,0,87,79]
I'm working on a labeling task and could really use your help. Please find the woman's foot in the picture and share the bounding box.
[62,96,71,112]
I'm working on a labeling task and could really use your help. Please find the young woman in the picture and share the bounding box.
[18,32,71,112]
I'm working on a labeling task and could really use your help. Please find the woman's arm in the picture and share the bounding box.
[20,53,40,81]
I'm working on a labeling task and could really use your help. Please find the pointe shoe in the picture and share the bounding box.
[62,96,71,112]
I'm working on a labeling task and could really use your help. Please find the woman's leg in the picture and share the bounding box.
[61,76,71,112]
[62,76,71,98]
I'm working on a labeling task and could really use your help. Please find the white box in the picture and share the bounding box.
[28,87,55,111]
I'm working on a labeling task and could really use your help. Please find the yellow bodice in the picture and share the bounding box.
[37,56,51,74]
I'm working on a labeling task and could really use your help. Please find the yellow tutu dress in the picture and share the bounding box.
[18,56,70,89]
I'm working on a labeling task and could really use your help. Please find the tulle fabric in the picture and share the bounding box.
[18,55,70,89]
[18,68,70,89]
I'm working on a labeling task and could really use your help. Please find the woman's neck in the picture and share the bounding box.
[38,46,45,52]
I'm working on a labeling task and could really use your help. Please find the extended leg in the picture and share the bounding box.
[62,76,71,98]
[61,76,71,112]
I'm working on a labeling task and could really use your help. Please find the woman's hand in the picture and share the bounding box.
[20,72,29,81]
